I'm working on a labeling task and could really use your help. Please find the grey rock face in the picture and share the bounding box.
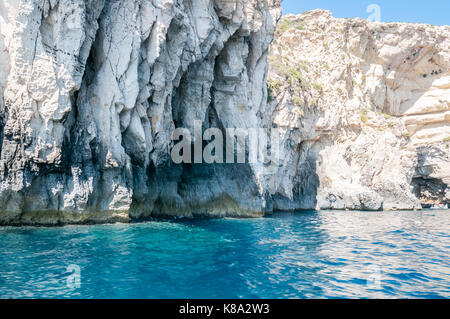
[0,0,281,225]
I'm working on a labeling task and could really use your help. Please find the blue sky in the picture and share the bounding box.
[282,0,449,26]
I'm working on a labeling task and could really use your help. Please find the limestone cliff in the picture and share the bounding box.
[0,0,281,225]
[0,4,448,226]
[267,10,449,211]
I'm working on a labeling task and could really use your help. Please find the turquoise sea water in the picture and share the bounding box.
[0,210,449,299]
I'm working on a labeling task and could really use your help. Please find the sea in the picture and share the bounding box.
[0,210,449,299]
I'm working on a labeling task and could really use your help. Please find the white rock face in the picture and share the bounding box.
[0,0,282,225]
[267,10,449,211]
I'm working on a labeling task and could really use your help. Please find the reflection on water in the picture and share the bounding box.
[0,210,449,298]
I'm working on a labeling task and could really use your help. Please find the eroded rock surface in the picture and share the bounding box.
[267,10,449,211]
[0,0,281,225]
[0,5,448,225]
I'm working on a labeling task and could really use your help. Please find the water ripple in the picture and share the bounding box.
[0,210,449,298]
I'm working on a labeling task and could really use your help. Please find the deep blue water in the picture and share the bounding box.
[0,210,449,299]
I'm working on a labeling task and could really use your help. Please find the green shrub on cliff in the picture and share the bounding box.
[360,109,368,123]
